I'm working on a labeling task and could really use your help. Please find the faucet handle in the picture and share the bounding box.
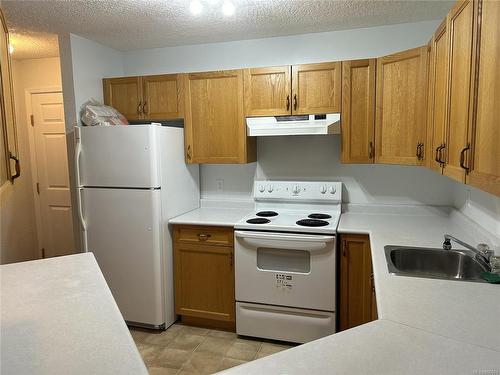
[490,256,500,274]
[443,238,452,250]
[477,243,494,260]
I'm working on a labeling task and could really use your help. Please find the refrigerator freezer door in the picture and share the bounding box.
[78,125,160,188]
[82,187,164,327]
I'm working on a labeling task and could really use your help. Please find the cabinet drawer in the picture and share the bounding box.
[174,225,233,246]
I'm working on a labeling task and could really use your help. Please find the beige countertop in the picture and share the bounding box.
[0,253,148,375]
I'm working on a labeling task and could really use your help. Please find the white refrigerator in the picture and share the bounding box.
[74,124,199,329]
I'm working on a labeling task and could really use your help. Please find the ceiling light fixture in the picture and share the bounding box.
[8,44,13,54]
[221,1,235,16]
[189,0,203,15]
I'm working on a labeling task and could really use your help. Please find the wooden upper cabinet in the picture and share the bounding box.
[103,74,183,121]
[341,59,376,164]
[375,46,428,165]
[291,62,341,114]
[142,74,183,120]
[244,66,291,116]
[443,0,476,183]
[427,20,449,173]
[467,0,500,197]
[339,234,377,331]
[103,77,142,121]
[183,70,256,164]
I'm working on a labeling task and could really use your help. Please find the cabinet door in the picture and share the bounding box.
[103,77,143,121]
[142,74,183,120]
[467,0,500,197]
[339,234,376,331]
[183,70,256,164]
[375,46,428,165]
[292,62,341,114]
[0,9,19,183]
[427,20,449,173]
[341,59,376,164]
[174,240,235,323]
[244,66,291,116]
[443,0,476,183]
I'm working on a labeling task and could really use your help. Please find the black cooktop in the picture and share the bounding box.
[296,219,330,227]
[246,218,271,224]
[308,213,332,220]
[256,211,279,217]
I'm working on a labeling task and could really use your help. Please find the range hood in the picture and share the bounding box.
[246,113,341,137]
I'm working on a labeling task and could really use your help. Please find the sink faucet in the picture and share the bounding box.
[443,234,494,271]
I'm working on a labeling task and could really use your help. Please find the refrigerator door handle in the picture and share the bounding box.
[77,187,88,252]
[75,135,82,187]
[74,137,88,251]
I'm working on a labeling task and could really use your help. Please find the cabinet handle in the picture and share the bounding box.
[186,145,192,161]
[342,240,348,257]
[293,94,297,111]
[143,101,148,115]
[368,141,374,159]
[9,152,21,181]
[286,95,290,111]
[416,143,424,161]
[435,144,445,164]
[197,233,211,241]
[137,101,142,115]
[459,144,470,172]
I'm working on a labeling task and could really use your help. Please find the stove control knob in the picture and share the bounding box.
[258,184,265,193]
[267,185,274,193]
[320,186,327,194]
[292,184,301,194]
[329,186,336,194]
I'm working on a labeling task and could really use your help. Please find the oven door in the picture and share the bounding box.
[234,230,336,312]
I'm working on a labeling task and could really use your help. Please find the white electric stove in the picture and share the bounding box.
[234,181,342,344]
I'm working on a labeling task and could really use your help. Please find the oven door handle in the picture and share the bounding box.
[235,231,334,242]
[235,231,334,251]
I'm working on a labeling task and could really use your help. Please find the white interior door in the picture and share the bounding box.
[31,92,75,258]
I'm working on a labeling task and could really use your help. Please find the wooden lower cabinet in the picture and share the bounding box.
[173,225,235,330]
[339,234,377,331]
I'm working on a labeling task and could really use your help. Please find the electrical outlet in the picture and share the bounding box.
[216,179,224,191]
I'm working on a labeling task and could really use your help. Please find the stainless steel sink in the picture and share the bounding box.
[385,245,488,283]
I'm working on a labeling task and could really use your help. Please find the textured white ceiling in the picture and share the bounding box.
[3,0,453,59]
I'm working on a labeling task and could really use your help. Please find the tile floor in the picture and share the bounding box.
[130,323,295,375]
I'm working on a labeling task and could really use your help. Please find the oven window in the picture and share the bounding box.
[257,248,311,274]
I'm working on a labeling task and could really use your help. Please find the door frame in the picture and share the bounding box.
[25,87,65,259]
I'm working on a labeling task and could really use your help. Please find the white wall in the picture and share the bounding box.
[59,33,124,251]
[123,20,440,75]
[1,57,63,264]
[453,183,500,237]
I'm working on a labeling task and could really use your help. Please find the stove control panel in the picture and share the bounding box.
[254,181,342,202]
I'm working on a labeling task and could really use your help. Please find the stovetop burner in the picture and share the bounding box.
[296,219,330,227]
[256,211,279,217]
[246,218,271,224]
[308,213,332,220]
